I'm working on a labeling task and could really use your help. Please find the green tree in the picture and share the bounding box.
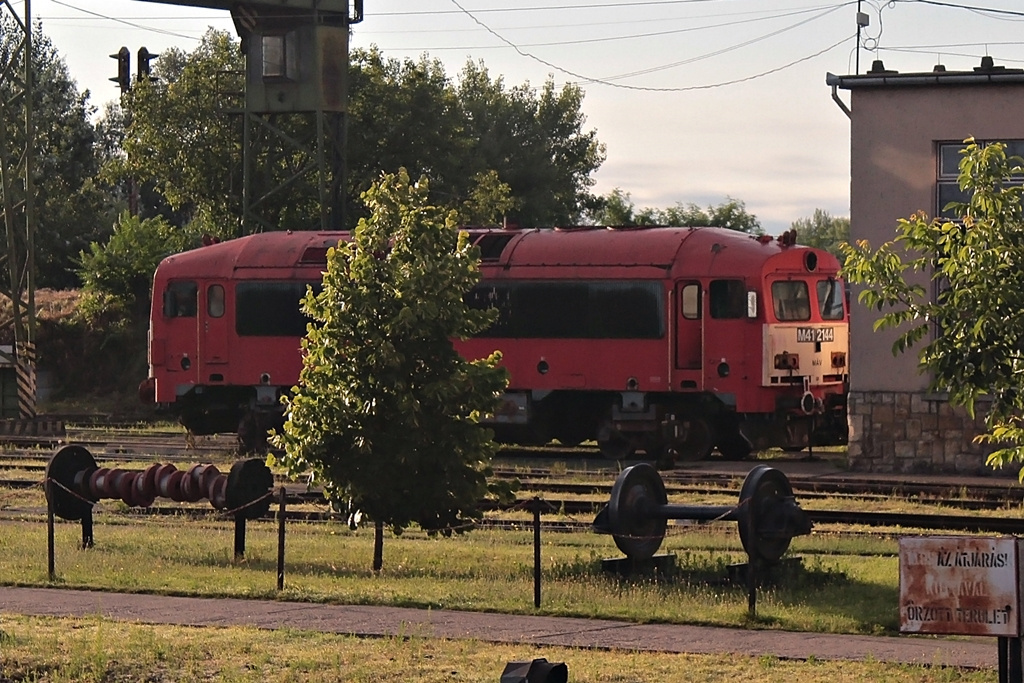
[593,187,638,224]
[589,190,761,231]
[841,140,1024,473]
[272,170,510,570]
[454,60,605,225]
[457,170,519,226]
[0,16,109,288]
[76,211,198,321]
[111,40,605,236]
[792,209,850,259]
[108,29,244,240]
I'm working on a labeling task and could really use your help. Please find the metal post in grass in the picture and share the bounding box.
[277,486,286,591]
[81,510,93,549]
[998,635,1022,683]
[1009,636,1022,683]
[46,481,55,581]
[747,560,758,619]
[533,496,541,609]
[234,514,246,559]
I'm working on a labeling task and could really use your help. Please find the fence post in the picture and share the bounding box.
[277,486,286,591]
[46,483,55,581]
[533,496,541,609]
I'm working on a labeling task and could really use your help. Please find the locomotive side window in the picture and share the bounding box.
[681,284,701,320]
[163,281,198,318]
[236,281,320,336]
[708,280,745,319]
[817,278,844,320]
[207,285,225,318]
[772,281,811,321]
[467,281,663,339]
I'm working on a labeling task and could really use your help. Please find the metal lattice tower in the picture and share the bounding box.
[135,0,362,234]
[0,0,37,418]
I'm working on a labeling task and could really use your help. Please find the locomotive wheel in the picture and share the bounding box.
[608,463,668,560]
[597,420,635,460]
[737,464,795,564]
[237,413,269,455]
[674,417,714,462]
[716,428,753,461]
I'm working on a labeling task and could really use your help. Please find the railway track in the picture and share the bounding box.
[4,488,1024,538]
[3,428,1024,531]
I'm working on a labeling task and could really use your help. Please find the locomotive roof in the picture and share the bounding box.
[155,226,828,277]
[156,230,349,276]
[475,225,785,269]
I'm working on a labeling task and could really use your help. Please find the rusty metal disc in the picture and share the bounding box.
[45,445,98,521]
[737,465,795,564]
[608,462,667,560]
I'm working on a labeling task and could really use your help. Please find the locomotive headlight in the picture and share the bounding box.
[180,356,191,370]
[774,352,799,370]
[717,362,730,378]
[831,351,846,368]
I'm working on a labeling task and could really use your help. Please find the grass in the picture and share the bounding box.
[0,481,1003,681]
[0,615,993,682]
[0,510,901,634]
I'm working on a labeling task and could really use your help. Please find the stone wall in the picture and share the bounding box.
[847,390,1009,474]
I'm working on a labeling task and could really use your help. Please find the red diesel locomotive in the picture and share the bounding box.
[140,226,849,461]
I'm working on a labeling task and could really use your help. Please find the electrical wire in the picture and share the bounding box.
[897,0,1024,19]
[48,0,203,40]
[603,3,849,80]
[448,0,856,90]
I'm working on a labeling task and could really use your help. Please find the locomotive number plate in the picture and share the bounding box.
[796,327,834,343]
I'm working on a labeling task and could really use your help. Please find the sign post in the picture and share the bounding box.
[900,536,1022,682]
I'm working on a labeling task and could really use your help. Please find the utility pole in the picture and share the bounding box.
[856,1,869,75]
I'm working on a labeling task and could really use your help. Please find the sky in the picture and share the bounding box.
[16,0,1024,232]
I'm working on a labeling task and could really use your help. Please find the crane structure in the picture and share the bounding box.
[135,0,364,234]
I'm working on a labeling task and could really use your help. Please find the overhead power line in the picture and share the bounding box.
[899,0,1024,19]
[49,0,202,40]
[449,0,855,91]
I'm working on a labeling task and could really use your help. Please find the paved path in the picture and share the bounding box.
[0,587,1000,670]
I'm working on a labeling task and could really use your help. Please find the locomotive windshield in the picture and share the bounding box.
[467,280,664,339]
[771,281,811,321]
[817,278,845,320]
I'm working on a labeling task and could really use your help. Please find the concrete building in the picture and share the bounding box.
[828,57,1024,473]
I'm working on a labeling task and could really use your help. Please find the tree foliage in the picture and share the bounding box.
[792,209,850,260]
[107,37,605,236]
[271,170,510,569]
[76,211,198,321]
[107,30,244,239]
[841,140,1024,474]
[589,189,761,232]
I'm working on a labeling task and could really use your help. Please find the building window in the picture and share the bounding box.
[937,140,1024,219]
[262,33,298,80]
